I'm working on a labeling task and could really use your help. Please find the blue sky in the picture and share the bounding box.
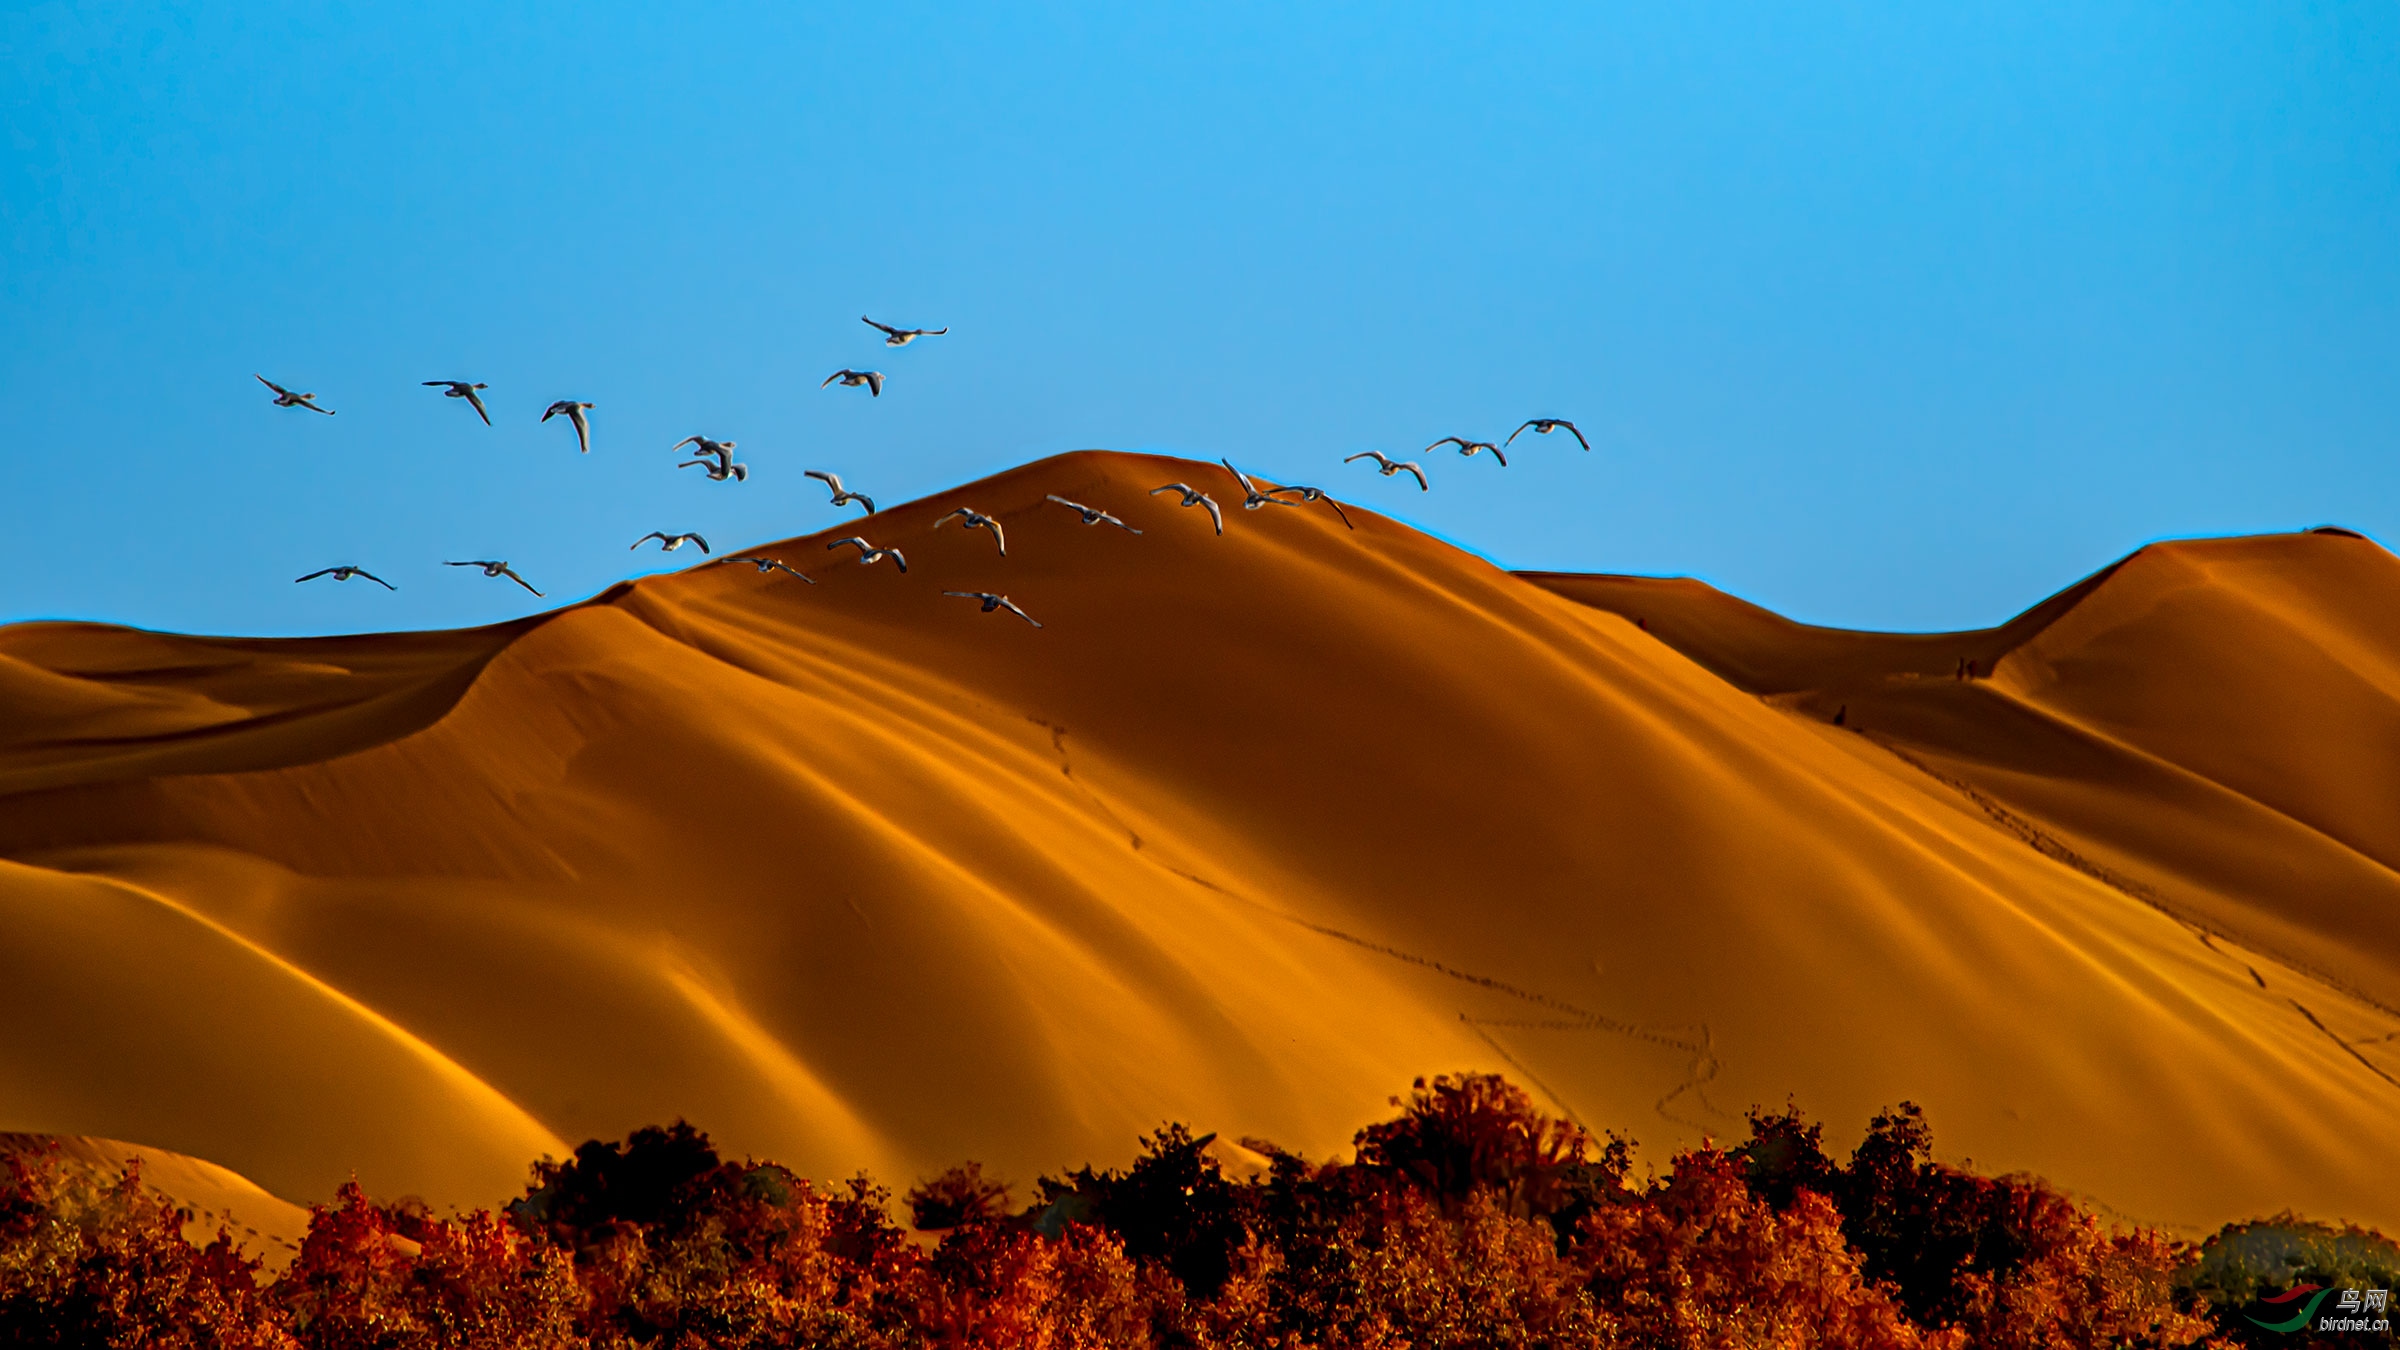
[4,2,2394,635]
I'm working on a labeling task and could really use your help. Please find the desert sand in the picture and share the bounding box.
[0,450,2392,1241]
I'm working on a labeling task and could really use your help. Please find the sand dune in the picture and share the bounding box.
[0,451,2392,1236]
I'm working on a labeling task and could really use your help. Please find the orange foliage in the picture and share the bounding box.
[0,1078,2297,1348]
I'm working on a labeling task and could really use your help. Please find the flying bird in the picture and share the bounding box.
[862,316,949,347]
[1426,435,1506,467]
[632,531,710,554]
[822,369,885,397]
[542,400,595,452]
[1344,450,1429,491]
[804,470,875,514]
[1220,459,1302,512]
[294,565,394,590]
[1261,484,1355,529]
[675,437,748,481]
[425,380,493,426]
[943,591,1042,627]
[1505,417,1589,451]
[679,454,749,482]
[1044,495,1142,533]
[445,560,543,596]
[936,507,1008,556]
[670,434,736,459]
[722,555,816,583]
[827,536,907,572]
[1149,483,1225,535]
[255,375,334,414]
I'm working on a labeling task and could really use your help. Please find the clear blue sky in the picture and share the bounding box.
[5,2,2394,635]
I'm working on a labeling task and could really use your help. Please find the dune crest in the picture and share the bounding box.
[0,451,2392,1234]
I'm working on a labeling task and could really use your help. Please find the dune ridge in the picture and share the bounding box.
[0,450,2392,1236]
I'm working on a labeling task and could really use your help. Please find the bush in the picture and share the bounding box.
[0,1082,2371,1348]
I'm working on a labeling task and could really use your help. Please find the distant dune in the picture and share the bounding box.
[0,450,2392,1237]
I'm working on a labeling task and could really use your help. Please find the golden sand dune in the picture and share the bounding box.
[0,451,2392,1235]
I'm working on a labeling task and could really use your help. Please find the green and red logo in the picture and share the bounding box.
[2248,1283,2331,1333]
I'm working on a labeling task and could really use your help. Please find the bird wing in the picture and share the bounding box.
[632,532,666,548]
[1150,483,1191,496]
[305,399,335,413]
[1563,421,1590,449]
[294,568,336,582]
[670,436,704,452]
[942,590,981,600]
[1401,463,1428,490]
[1200,495,1223,534]
[542,402,562,421]
[464,388,491,424]
[1221,458,1258,493]
[1343,451,1385,467]
[1000,599,1041,627]
[571,407,591,452]
[1324,498,1355,529]
[925,327,948,336]
[444,560,491,568]
[423,381,452,389]
[256,374,286,396]
[1045,494,1084,512]
[863,316,900,336]
[688,534,709,553]
[935,508,967,526]
[358,570,396,590]
[853,494,875,513]
[989,520,1006,554]
[1424,437,1466,452]
[821,372,845,387]
[500,567,543,596]
[887,549,908,573]
[1488,444,1508,467]
[864,372,883,396]
[805,470,838,488]
[828,536,867,554]
[1505,420,1536,446]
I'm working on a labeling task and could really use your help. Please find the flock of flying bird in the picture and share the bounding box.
[266,316,1588,631]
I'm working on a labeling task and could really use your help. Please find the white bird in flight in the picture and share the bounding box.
[682,457,748,482]
[294,565,393,589]
[1426,435,1506,467]
[1344,450,1429,491]
[1506,417,1589,451]
[675,437,748,482]
[543,400,595,453]
[255,375,333,415]
[822,369,885,397]
[1220,459,1302,512]
[632,531,710,554]
[827,536,908,572]
[862,316,949,347]
[943,591,1042,627]
[936,507,1008,556]
[722,555,816,583]
[670,434,736,459]
[1262,483,1355,529]
[445,560,543,596]
[1149,483,1225,535]
[805,470,874,514]
[1045,495,1142,533]
[425,380,493,426]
